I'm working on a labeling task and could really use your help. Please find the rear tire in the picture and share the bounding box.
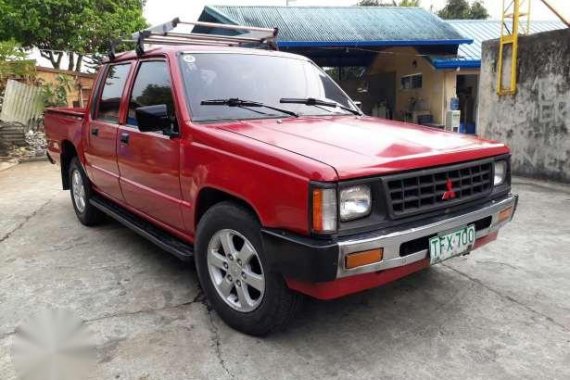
[195,202,302,336]
[69,157,104,226]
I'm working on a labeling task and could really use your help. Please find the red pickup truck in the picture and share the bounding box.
[45,29,517,336]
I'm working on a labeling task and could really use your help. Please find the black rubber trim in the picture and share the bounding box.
[90,195,194,261]
[261,192,516,282]
[46,152,55,164]
[261,229,339,283]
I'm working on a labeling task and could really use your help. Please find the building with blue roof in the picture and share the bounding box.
[435,19,566,69]
[199,5,471,48]
[196,6,566,133]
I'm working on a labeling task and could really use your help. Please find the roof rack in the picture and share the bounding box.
[108,18,279,60]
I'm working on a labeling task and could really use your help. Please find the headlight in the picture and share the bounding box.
[494,160,507,186]
[340,185,372,222]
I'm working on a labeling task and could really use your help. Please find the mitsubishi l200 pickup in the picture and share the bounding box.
[45,20,518,336]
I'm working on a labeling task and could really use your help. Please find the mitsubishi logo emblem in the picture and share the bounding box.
[442,178,456,200]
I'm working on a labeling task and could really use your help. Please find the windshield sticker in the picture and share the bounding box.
[183,55,196,63]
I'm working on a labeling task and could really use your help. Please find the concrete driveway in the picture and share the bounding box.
[1,161,569,380]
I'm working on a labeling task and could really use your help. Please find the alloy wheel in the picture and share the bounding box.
[206,229,266,312]
[71,169,86,213]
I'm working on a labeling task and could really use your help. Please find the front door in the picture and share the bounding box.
[117,60,185,230]
[84,63,132,201]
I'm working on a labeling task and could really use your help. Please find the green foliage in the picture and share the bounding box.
[39,75,73,107]
[0,39,35,96]
[136,85,174,110]
[398,0,420,6]
[357,0,420,6]
[468,1,490,19]
[80,1,148,56]
[357,0,395,6]
[0,0,147,71]
[438,0,489,19]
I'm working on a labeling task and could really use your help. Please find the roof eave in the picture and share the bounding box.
[203,5,240,25]
[278,39,473,48]
[431,59,481,70]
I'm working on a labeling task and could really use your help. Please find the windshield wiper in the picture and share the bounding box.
[280,97,362,116]
[201,98,299,118]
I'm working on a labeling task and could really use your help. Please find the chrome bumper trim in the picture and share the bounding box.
[337,194,518,278]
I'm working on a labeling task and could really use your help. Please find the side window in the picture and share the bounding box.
[96,64,131,122]
[128,61,175,127]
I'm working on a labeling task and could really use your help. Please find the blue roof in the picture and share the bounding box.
[433,19,567,69]
[199,6,472,48]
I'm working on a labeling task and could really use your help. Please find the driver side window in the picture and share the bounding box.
[127,61,175,127]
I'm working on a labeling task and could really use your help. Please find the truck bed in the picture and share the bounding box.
[44,107,87,165]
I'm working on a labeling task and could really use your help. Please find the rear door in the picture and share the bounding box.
[84,63,132,201]
[117,59,185,230]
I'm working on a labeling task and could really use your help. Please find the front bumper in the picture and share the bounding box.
[262,193,518,285]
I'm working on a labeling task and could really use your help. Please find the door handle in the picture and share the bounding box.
[120,132,130,144]
[91,128,99,136]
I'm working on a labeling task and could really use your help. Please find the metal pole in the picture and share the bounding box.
[540,0,570,27]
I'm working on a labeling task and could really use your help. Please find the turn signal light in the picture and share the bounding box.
[312,188,337,233]
[498,206,513,223]
[345,248,383,269]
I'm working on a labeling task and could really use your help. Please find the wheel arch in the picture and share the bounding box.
[194,187,261,230]
[60,140,78,190]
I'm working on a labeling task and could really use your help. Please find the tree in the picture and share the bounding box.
[437,0,470,19]
[399,0,420,6]
[76,0,148,71]
[0,40,35,80]
[358,0,396,6]
[0,39,35,95]
[468,1,490,19]
[357,0,420,6]
[438,0,489,19]
[0,0,147,71]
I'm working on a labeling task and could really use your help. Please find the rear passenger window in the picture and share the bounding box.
[128,61,175,126]
[96,64,131,122]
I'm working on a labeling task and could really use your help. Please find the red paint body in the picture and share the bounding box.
[45,46,510,299]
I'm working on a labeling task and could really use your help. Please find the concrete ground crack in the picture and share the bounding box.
[443,263,570,333]
[1,292,205,349]
[205,304,235,380]
[84,291,204,324]
[0,195,57,243]
[0,331,14,342]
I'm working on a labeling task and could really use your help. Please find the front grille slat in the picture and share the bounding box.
[384,160,494,218]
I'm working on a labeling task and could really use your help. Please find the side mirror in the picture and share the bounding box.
[135,105,174,134]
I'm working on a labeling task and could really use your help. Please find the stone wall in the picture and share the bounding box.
[478,28,570,182]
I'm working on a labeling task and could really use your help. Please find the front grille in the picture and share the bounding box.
[385,160,493,218]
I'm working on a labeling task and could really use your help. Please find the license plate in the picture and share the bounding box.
[429,225,476,265]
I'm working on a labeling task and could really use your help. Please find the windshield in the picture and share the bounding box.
[179,53,358,122]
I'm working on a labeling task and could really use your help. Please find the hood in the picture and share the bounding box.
[217,116,509,180]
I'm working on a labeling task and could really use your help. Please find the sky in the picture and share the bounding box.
[31,0,565,70]
[143,0,566,25]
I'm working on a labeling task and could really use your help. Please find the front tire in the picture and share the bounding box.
[195,202,302,336]
[69,157,104,226]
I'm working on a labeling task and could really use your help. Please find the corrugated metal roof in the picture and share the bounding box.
[448,19,566,62]
[200,6,471,47]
